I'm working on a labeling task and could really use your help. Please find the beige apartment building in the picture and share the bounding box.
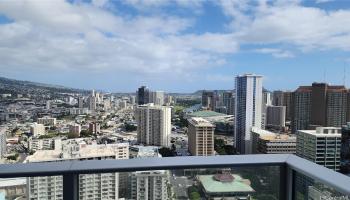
[188,117,215,156]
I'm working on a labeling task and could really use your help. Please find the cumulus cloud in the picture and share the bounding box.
[1,0,350,82]
[219,1,350,52]
[122,0,205,10]
[315,0,334,3]
[255,48,294,58]
[0,0,237,75]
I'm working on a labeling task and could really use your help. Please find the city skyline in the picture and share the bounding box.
[1,0,350,92]
[1,1,350,199]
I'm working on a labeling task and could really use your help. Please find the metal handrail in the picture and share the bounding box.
[0,154,288,177]
[286,155,350,195]
[0,154,349,196]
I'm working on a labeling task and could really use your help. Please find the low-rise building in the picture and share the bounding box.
[89,122,100,134]
[25,140,129,200]
[69,108,90,115]
[30,123,45,137]
[251,127,296,154]
[28,138,61,151]
[0,178,26,199]
[197,172,255,200]
[37,116,56,126]
[69,124,81,137]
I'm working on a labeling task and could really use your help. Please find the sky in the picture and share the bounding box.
[0,0,350,93]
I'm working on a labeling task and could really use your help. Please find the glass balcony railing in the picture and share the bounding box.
[0,154,349,200]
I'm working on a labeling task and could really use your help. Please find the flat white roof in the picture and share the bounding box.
[0,178,26,187]
[189,117,215,127]
[26,143,129,162]
[298,127,341,137]
[251,127,295,141]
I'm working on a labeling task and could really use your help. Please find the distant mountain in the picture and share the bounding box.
[0,76,88,95]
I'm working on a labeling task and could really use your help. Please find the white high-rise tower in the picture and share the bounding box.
[234,74,263,154]
[136,104,171,147]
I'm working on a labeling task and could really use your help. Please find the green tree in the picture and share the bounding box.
[158,147,175,157]
[124,123,137,132]
[189,192,200,200]
[80,130,93,137]
[68,132,79,139]
[7,153,19,161]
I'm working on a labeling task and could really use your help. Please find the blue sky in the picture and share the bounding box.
[0,0,350,92]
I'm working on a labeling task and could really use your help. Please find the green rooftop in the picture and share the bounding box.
[188,110,227,118]
[197,174,255,194]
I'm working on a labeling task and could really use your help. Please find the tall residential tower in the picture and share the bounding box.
[234,74,263,154]
[136,104,171,147]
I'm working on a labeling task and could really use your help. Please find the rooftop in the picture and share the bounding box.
[298,127,341,136]
[252,127,296,141]
[188,110,227,118]
[236,73,263,78]
[198,174,255,194]
[188,117,215,127]
[25,142,129,162]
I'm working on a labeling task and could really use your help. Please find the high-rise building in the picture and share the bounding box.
[291,86,312,133]
[164,95,173,106]
[131,170,169,200]
[291,83,349,133]
[149,91,164,106]
[136,104,171,147]
[272,91,284,106]
[37,116,56,126]
[266,106,286,130]
[202,91,216,111]
[234,74,263,154]
[283,91,293,121]
[251,127,296,154]
[0,128,6,159]
[46,100,51,110]
[89,96,97,111]
[130,96,136,105]
[297,127,341,171]
[222,91,235,115]
[137,86,150,105]
[262,90,272,129]
[272,91,293,121]
[130,148,169,200]
[188,117,215,156]
[78,96,84,108]
[25,140,129,200]
[30,123,45,137]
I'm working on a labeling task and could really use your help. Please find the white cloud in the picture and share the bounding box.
[217,0,350,53]
[255,48,294,58]
[122,0,205,9]
[205,74,233,82]
[315,0,334,3]
[1,0,350,82]
[0,0,237,75]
